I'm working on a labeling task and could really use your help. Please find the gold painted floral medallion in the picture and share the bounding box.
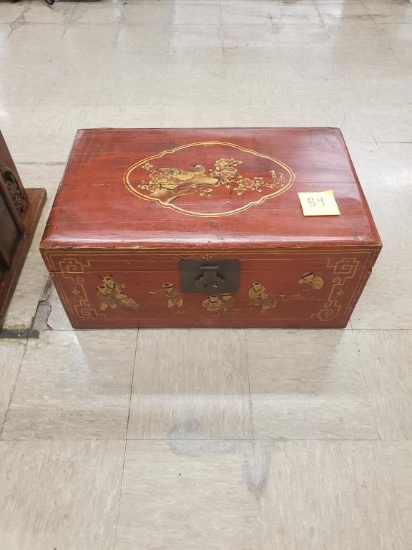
[124,141,295,217]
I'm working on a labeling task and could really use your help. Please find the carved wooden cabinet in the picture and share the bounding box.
[0,131,46,327]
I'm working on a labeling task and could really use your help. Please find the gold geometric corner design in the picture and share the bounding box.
[58,258,92,273]
[61,272,104,321]
[312,258,360,322]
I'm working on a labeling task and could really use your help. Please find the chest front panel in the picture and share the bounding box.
[45,248,378,329]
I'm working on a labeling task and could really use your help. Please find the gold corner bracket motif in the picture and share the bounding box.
[124,141,295,217]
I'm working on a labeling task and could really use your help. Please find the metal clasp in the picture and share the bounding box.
[179,260,240,294]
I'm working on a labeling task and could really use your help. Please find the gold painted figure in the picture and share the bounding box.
[298,272,325,290]
[202,293,234,312]
[248,282,278,313]
[163,282,184,308]
[202,295,223,312]
[221,293,234,311]
[97,276,139,311]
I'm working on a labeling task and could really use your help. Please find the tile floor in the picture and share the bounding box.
[0,0,412,548]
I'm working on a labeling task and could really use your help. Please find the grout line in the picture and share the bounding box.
[67,1,77,27]
[243,327,266,544]
[112,329,139,550]
[313,0,327,30]
[243,329,255,442]
[0,437,393,443]
[378,437,409,544]
[15,161,66,166]
[352,328,382,442]
[0,336,30,440]
[125,329,139,440]
[112,438,127,550]
[352,328,412,331]
[3,327,412,339]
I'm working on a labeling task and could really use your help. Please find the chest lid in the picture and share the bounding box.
[41,128,381,253]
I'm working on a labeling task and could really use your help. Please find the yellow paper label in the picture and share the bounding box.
[298,190,340,216]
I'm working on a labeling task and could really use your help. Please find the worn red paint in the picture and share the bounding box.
[40,128,381,328]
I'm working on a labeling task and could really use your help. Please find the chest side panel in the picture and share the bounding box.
[48,248,380,329]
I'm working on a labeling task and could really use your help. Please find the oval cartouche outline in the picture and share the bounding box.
[124,141,295,217]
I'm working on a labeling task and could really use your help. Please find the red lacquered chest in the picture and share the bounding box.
[40,128,381,329]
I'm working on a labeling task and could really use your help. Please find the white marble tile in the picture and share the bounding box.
[0,23,66,61]
[45,285,73,331]
[261,43,336,76]
[173,3,220,25]
[166,47,225,80]
[266,73,361,104]
[221,0,273,25]
[0,60,61,107]
[363,190,412,252]
[325,20,401,66]
[72,2,123,25]
[174,0,219,3]
[2,252,49,333]
[384,442,412,545]
[22,1,76,24]
[379,22,412,66]
[223,46,284,77]
[317,2,373,25]
[171,23,223,48]
[0,23,11,46]
[1,330,137,440]
[104,46,227,105]
[0,2,26,24]
[315,0,365,3]
[0,440,125,550]
[50,22,119,76]
[0,341,25,432]
[123,1,173,26]
[351,65,412,105]
[350,142,412,194]
[364,105,412,142]
[115,440,261,550]
[222,24,278,48]
[0,105,173,163]
[363,0,412,24]
[267,2,322,25]
[255,441,407,550]
[355,330,412,440]
[0,106,76,163]
[128,330,252,439]
[115,22,171,52]
[44,63,114,107]
[173,0,219,5]
[273,24,330,44]
[221,0,322,25]
[351,249,412,330]
[247,330,378,440]
[15,161,65,196]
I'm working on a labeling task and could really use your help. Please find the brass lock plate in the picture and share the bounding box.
[179,260,240,294]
